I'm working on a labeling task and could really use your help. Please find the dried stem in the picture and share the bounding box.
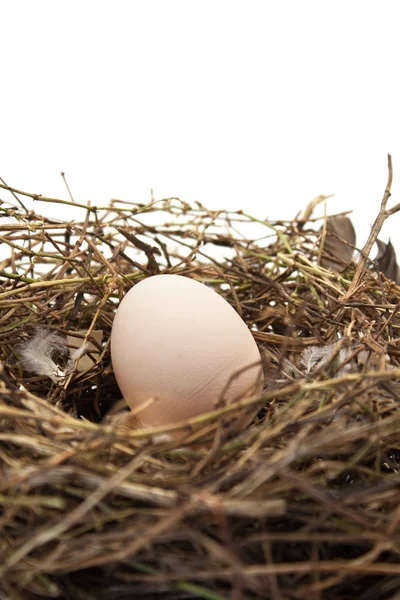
[344,153,397,298]
[1,175,400,600]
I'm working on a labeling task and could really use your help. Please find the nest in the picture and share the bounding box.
[1,163,400,600]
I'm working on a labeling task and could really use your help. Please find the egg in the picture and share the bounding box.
[111,274,263,430]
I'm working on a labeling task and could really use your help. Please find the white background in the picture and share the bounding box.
[1,0,399,254]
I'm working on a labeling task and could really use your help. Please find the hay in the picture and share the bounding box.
[1,163,400,600]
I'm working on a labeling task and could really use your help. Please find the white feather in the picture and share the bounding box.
[300,342,352,375]
[300,344,335,373]
[17,329,90,383]
[17,329,68,382]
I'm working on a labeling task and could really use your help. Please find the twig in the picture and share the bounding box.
[60,172,75,203]
[0,176,27,212]
[344,154,396,299]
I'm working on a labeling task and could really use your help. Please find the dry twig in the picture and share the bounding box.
[1,175,400,600]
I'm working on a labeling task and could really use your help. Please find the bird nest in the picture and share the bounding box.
[1,160,400,600]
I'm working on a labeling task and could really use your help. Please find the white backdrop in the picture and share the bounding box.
[1,0,399,254]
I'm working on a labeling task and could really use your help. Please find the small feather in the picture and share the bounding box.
[300,344,335,373]
[375,239,400,284]
[320,216,356,272]
[17,329,68,382]
[300,342,353,375]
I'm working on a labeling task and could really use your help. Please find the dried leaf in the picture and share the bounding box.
[320,215,356,272]
[375,239,400,284]
[67,330,103,372]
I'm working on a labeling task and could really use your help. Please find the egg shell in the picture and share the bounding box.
[111,274,263,428]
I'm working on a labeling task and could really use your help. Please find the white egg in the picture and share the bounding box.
[111,274,263,429]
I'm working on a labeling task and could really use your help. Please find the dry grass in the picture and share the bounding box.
[1,164,400,599]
